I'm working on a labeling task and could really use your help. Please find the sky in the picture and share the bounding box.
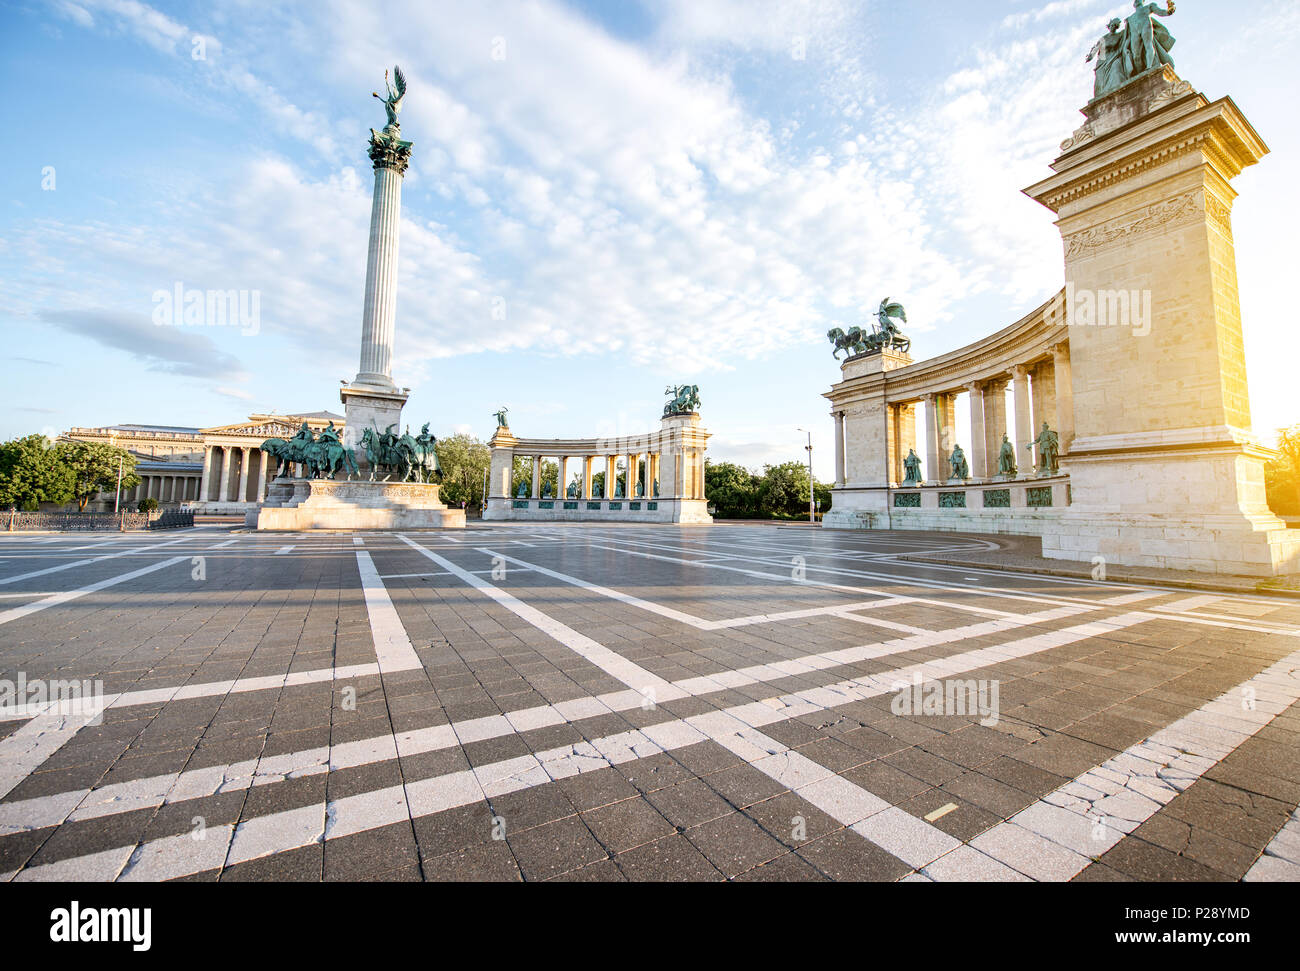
[2,0,1298,481]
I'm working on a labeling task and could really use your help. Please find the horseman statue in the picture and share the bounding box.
[259,420,358,481]
[361,423,419,481]
[663,384,701,417]
[412,423,442,484]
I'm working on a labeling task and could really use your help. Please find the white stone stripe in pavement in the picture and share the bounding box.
[355,551,421,672]
[924,647,1300,882]
[0,710,102,801]
[1244,806,1300,881]
[0,535,193,587]
[0,554,190,628]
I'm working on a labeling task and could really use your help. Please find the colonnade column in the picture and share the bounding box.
[967,381,987,479]
[1012,366,1033,470]
[923,394,941,485]
[530,456,542,499]
[583,457,594,500]
[1053,342,1074,453]
[983,379,1009,475]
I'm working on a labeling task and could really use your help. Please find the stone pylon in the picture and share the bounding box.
[341,123,414,468]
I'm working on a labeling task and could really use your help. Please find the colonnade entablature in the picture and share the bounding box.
[484,411,712,524]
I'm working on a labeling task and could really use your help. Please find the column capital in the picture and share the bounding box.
[368,129,414,174]
[1011,364,1030,380]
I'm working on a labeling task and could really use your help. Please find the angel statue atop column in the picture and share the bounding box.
[373,65,407,131]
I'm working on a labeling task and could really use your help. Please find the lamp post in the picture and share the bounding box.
[796,428,815,524]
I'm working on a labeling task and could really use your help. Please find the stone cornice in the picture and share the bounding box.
[1025,97,1268,215]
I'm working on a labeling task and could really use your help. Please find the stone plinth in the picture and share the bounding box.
[246,478,465,531]
[340,384,408,475]
[823,349,914,528]
[1024,68,1297,576]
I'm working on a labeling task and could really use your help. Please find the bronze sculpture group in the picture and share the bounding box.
[260,420,441,483]
[260,421,359,482]
[663,385,701,417]
[828,298,911,360]
[1087,1,1177,101]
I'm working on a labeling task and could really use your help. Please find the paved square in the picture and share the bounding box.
[1,524,1299,882]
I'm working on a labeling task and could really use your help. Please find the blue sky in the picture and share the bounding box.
[3,0,1298,480]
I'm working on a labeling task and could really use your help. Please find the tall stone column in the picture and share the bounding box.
[1012,366,1033,473]
[583,457,594,500]
[531,456,541,499]
[967,382,987,479]
[341,117,414,466]
[557,456,567,499]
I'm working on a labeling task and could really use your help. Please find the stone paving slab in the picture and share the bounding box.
[1,525,1299,881]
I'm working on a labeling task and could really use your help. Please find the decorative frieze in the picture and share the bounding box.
[1064,190,1202,259]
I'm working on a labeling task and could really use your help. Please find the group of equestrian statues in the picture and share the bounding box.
[260,421,442,483]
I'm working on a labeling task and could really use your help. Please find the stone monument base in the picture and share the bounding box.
[1044,439,1300,577]
[340,383,408,476]
[246,478,466,531]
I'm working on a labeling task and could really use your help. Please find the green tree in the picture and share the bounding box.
[704,460,762,518]
[1266,425,1300,516]
[434,433,491,511]
[55,440,139,512]
[759,461,811,518]
[0,435,75,510]
[137,497,159,514]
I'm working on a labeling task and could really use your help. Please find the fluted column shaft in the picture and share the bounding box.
[356,165,405,389]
